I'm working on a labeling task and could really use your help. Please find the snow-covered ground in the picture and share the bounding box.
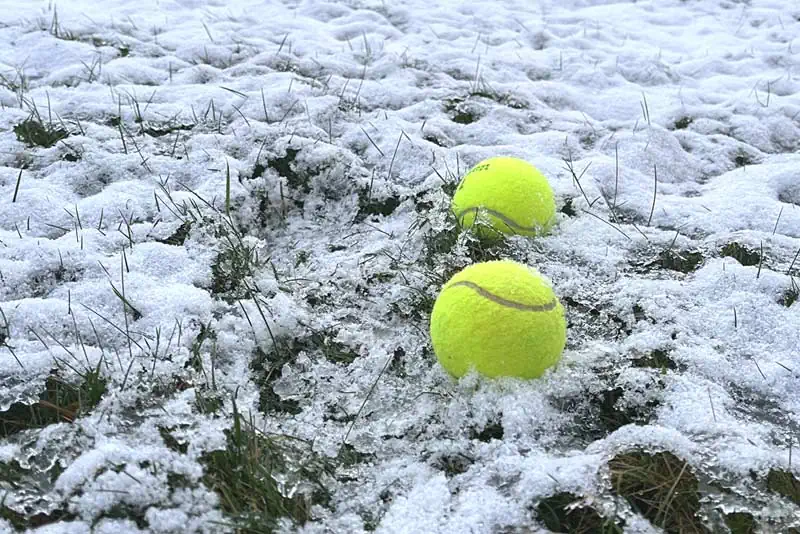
[1,0,800,532]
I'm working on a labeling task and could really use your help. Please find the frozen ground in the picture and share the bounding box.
[1,0,800,532]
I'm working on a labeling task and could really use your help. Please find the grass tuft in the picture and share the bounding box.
[766,468,800,505]
[14,117,69,148]
[560,197,577,217]
[195,386,224,415]
[1,491,74,532]
[591,388,641,434]
[269,148,305,192]
[631,349,678,371]
[554,383,661,443]
[536,492,624,534]
[0,369,106,438]
[210,236,258,298]
[720,243,761,267]
[201,400,330,533]
[723,511,756,534]
[421,212,511,274]
[444,97,481,125]
[733,150,755,168]
[639,249,705,274]
[780,278,798,307]
[159,426,189,454]
[470,420,503,442]
[658,249,704,273]
[251,345,302,415]
[251,331,359,414]
[158,221,193,246]
[431,452,474,477]
[336,443,374,468]
[673,116,694,130]
[356,188,402,220]
[608,450,707,534]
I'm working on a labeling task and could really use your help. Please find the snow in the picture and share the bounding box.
[1,0,800,532]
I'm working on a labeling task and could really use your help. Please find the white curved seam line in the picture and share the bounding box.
[448,281,558,312]
[454,207,543,232]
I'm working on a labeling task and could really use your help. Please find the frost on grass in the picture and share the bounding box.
[1,0,800,533]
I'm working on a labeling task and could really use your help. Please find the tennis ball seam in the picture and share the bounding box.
[453,206,549,233]
[447,280,559,312]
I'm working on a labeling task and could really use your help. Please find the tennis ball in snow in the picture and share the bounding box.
[430,260,566,379]
[452,156,556,238]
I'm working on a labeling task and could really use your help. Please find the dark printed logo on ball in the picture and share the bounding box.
[457,163,492,192]
[467,163,491,175]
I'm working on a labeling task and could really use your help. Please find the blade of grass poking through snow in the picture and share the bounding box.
[757,241,764,279]
[640,91,651,127]
[338,351,394,457]
[788,246,800,274]
[562,141,592,206]
[0,306,22,369]
[118,249,135,390]
[613,142,619,209]
[225,159,231,217]
[773,206,783,235]
[581,208,631,240]
[12,168,22,202]
[648,164,657,226]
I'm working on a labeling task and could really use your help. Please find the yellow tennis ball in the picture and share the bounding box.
[430,260,566,379]
[452,156,556,238]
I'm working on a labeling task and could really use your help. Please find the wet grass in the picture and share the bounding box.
[720,242,761,267]
[14,117,69,148]
[536,492,624,534]
[0,369,106,438]
[608,450,708,534]
[201,400,331,533]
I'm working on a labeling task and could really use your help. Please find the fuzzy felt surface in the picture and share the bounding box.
[430,260,567,378]
[451,156,557,237]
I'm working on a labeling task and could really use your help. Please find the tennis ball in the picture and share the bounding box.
[452,156,556,238]
[430,260,566,379]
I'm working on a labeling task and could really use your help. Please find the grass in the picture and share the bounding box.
[201,400,331,533]
[721,242,761,267]
[733,150,755,168]
[431,452,474,477]
[631,349,678,371]
[766,469,800,505]
[357,186,402,220]
[590,387,648,434]
[195,386,225,415]
[269,148,306,192]
[724,511,756,534]
[420,211,512,274]
[14,117,69,148]
[210,226,260,298]
[250,344,302,415]
[781,278,799,307]
[1,496,73,531]
[553,379,662,443]
[0,68,29,107]
[0,367,106,438]
[652,249,705,273]
[608,450,707,534]
[673,116,694,130]
[395,210,516,321]
[158,221,193,246]
[159,426,189,454]
[250,330,359,415]
[444,97,480,125]
[535,492,623,533]
[336,443,374,468]
[469,420,503,442]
